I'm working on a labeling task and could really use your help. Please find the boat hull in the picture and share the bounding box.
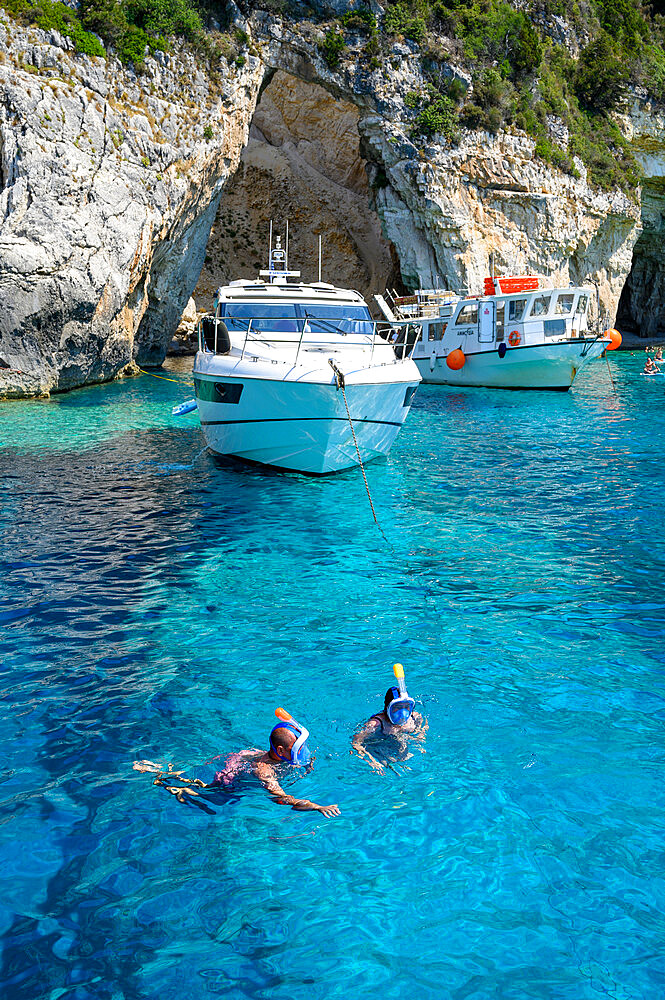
[193,368,419,474]
[416,339,607,390]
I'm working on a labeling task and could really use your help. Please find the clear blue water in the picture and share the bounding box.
[1,353,664,1000]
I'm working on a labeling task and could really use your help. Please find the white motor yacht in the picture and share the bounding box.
[193,236,421,474]
[376,276,613,391]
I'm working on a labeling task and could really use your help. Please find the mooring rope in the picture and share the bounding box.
[328,358,393,551]
[137,367,194,387]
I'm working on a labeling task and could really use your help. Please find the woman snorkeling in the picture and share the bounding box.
[352,663,427,774]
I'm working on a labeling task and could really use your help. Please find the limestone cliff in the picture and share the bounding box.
[0,7,664,399]
[0,12,264,397]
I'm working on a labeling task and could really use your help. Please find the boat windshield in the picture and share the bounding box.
[300,304,374,337]
[220,302,374,337]
[221,303,299,333]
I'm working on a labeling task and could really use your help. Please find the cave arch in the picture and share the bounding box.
[616,178,665,338]
[192,70,404,312]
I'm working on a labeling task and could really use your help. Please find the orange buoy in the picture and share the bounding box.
[508,330,521,347]
[446,348,466,370]
[604,328,622,350]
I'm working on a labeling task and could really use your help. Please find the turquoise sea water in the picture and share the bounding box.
[1,353,664,999]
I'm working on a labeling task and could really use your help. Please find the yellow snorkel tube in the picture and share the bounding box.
[387,663,415,725]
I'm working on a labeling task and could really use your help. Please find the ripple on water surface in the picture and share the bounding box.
[1,354,664,999]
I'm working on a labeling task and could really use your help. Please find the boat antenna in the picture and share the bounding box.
[286,219,289,272]
[268,220,273,272]
[318,235,322,283]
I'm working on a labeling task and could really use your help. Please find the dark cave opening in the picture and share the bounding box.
[616,178,665,338]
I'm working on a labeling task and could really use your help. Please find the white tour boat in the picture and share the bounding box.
[192,234,421,474]
[376,276,615,391]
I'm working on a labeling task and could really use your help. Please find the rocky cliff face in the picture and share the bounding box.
[0,12,264,397]
[0,8,664,399]
[616,101,665,336]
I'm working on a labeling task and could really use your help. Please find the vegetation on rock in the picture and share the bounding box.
[319,26,346,67]
[3,0,106,56]
[314,0,657,194]
[3,0,663,195]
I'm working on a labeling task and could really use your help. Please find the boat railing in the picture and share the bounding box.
[199,314,421,364]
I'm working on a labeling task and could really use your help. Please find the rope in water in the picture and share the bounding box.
[137,367,195,387]
[328,358,393,551]
[605,352,617,392]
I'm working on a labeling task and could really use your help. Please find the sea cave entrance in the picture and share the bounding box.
[616,177,665,338]
[192,70,403,312]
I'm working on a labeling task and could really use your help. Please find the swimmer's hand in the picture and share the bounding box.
[289,797,341,818]
[351,743,385,775]
[315,803,341,818]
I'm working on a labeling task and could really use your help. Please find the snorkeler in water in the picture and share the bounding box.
[352,663,427,774]
[133,708,340,818]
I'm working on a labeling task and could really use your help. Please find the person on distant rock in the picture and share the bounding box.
[352,663,427,774]
[133,708,340,818]
[644,356,659,374]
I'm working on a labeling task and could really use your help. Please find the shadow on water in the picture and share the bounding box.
[0,431,252,999]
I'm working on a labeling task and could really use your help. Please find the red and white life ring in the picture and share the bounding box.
[508,330,521,347]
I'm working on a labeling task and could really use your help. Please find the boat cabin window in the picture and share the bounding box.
[454,303,478,326]
[576,294,589,314]
[544,319,567,337]
[299,304,373,336]
[428,322,446,341]
[508,299,527,322]
[530,294,551,317]
[496,303,505,341]
[221,303,299,333]
[554,293,574,315]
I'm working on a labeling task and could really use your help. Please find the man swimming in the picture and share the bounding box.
[352,663,427,774]
[134,708,340,818]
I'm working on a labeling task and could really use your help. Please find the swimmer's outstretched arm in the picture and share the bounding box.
[351,719,385,774]
[255,762,341,819]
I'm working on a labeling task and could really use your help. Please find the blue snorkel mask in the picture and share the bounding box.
[387,663,415,725]
[270,707,312,766]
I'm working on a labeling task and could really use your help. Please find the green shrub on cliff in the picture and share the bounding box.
[575,34,629,112]
[412,89,459,138]
[384,1,427,43]
[4,0,105,56]
[319,27,346,67]
[341,7,377,35]
[78,0,203,66]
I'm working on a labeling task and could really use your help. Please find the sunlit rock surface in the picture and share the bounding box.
[0,15,263,397]
[1,8,664,398]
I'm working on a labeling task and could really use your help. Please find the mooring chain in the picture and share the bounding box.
[328,358,393,551]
